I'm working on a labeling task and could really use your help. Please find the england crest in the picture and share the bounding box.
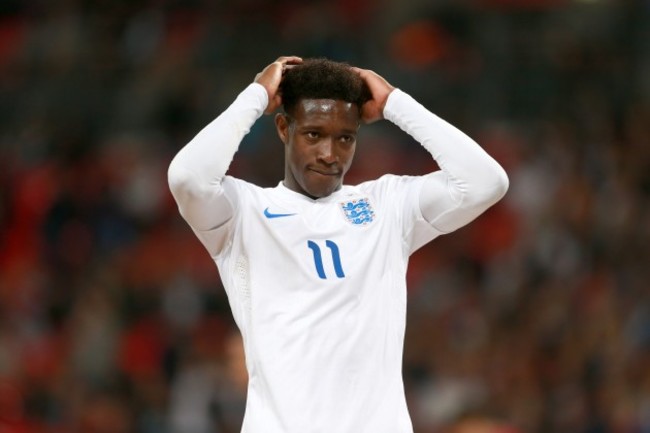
[340,198,375,225]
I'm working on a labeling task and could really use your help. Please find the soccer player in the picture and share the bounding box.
[168,56,509,433]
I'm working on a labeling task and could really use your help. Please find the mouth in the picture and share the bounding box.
[309,167,341,176]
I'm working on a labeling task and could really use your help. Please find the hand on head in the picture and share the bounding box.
[352,67,395,124]
[255,56,395,121]
[255,56,303,114]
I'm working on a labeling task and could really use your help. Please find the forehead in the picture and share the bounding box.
[292,98,360,124]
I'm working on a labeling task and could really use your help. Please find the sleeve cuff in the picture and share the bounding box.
[244,82,269,113]
[382,88,410,123]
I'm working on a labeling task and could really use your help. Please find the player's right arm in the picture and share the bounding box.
[167,56,302,232]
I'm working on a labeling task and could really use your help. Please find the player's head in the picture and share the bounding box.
[275,58,371,199]
[279,58,371,116]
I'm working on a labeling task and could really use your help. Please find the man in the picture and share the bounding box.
[168,56,508,433]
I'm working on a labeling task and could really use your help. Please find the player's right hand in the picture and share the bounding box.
[255,56,303,114]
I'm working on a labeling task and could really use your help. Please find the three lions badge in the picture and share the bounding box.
[340,198,375,225]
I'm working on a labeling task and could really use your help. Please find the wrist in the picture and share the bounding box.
[248,82,270,111]
[382,88,403,118]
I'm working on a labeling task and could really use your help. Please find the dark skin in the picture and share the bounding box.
[254,56,395,199]
[277,98,359,199]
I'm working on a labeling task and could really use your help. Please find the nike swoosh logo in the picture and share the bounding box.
[264,207,297,219]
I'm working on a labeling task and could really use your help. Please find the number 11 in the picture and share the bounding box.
[307,240,345,279]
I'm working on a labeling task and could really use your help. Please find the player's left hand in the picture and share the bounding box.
[353,67,395,124]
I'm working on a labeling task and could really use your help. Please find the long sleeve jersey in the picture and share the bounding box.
[168,83,508,433]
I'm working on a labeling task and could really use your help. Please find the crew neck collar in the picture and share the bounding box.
[275,181,352,203]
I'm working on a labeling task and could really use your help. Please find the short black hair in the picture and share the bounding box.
[280,58,371,115]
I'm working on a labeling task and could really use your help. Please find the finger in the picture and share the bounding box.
[266,57,301,77]
[276,55,302,61]
[275,56,303,66]
[282,64,300,74]
[351,66,367,75]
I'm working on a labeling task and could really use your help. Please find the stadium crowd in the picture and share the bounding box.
[0,1,648,432]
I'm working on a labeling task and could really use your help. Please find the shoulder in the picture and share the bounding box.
[223,175,255,189]
[221,175,276,213]
[222,175,270,195]
[357,174,430,196]
[223,176,292,208]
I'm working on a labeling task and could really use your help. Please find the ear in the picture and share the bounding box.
[275,113,290,145]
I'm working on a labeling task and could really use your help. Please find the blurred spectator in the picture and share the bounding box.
[1,1,649,432]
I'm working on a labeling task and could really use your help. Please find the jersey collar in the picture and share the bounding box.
[275,181,357,203]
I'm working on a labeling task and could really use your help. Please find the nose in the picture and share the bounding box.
[317,139,337,165]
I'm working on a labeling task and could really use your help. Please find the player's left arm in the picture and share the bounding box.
[356,67,509,233]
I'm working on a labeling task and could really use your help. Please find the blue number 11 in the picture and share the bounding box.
[307,240,345,279]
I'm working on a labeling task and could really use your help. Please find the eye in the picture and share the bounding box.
[339,135,355,144]
[305,131,320,140]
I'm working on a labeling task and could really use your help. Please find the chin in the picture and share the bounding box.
[294,170,344,199]
[304,182,340,199]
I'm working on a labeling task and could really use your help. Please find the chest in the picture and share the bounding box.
[250,195,382,243]
[238,194,395,280]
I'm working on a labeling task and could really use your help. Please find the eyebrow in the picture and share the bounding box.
[296,123,359,134]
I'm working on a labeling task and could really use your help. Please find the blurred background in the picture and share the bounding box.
[0,0,649,432]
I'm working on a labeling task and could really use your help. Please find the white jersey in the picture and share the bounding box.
[168,81,509,433]
[195,174,438,433]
